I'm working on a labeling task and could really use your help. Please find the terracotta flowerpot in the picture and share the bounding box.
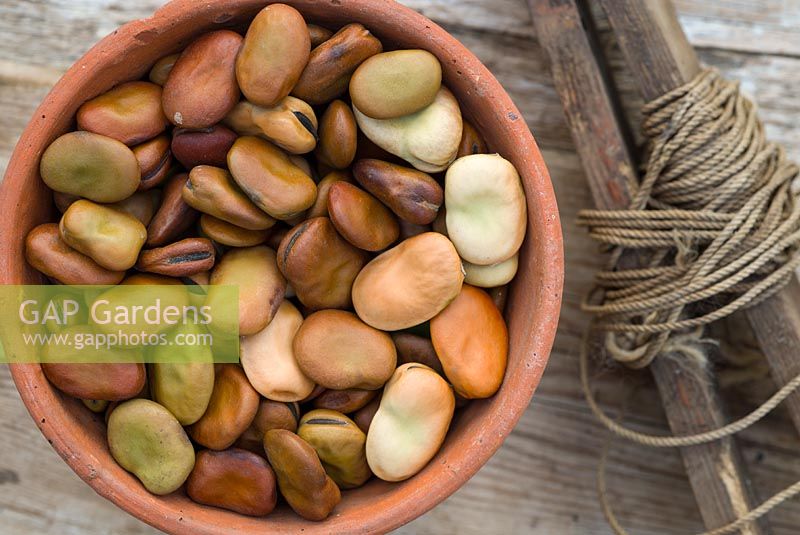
[0,1,563,533]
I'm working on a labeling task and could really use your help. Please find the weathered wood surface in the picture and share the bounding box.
[533,0,764,532]
[1,1,800,534]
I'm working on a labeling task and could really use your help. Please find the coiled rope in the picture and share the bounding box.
[576,68,800,534]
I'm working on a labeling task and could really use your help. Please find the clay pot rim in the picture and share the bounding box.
[0,1,563,533]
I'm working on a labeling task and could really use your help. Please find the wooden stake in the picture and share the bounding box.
[529,0,765,532]
[600,0,800,499]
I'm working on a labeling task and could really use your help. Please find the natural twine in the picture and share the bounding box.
[576,68,800,534]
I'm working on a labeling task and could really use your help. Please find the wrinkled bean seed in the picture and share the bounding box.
[187,449,277,516]
[298,409,371,489]
[353,159,443,224]
[240,300,315,401]
[227,136,317,219]
[182,165,276,230]
[60,200,147,271]
[163,30,243,128]
[352,232,463,330]
[25,223,125,285]
[292,23,382,105]
[431,285,508,398]
[236,4,310,107]
[295,309,396,390]
[146,172,199,247]
[171,124,237,169]
[108,399,195,495]
[77,81,167,145]
[207,246,286,336]
[263,429,341,521]
[190,364,260,450]
[225,97,318,155]
[135,237,216,277]
[327,181,399,251]
[40,131,140,203]
[350,49,442,119]
[199,214,270,247]
[277,217,368,310]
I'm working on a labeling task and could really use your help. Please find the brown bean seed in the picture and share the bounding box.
[224,97,318,155]
[208,246,286,336]
[187,449,277,516]
[353,159,443,225]
[490,285,509,312]
[149,53,180,86]
[236,399,300,454]
[327,181,399,251]
[227,136,317,220]
[294,310,396,390]
[353,394,381,434]
[163,30,243,128]
[171,125,237,169]
[236,4,310,107]
[199,214,270,247]
[352,232,464,330]
[398,220,430,239]
[265,224,289,250]
[133,134,172,191]
[315,100,357,169]
[391,332,444,374]
[307,171,352,218]
[313,389,377,414]
[183,165,276,230]
[259,400,300,432]
[457,119,488,158]
[25,223,125,285]
[109,190,160,226]
[190,364,260,450]
[136,237,215,277]
[308,24,333,48]
[43,362,145,401]
[276,217,368,310]
[77,81,167,146]
[264,429,341,521]
[146,172,199,247]
[301,384,327,404]
[54,192,80,213]
[292,23,383,105]
[430,285,508,399]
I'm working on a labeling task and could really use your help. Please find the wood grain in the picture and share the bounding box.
[533,0,764,531]
[1,1,800,534]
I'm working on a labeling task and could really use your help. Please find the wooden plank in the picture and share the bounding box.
[747,278,800,434]
[674,0,800,57]
[531,1,765,532]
